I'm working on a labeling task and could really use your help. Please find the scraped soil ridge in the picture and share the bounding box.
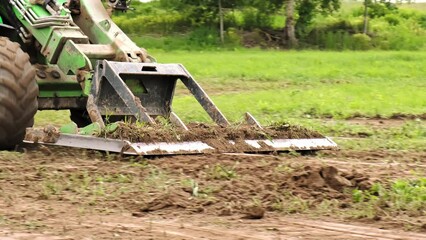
[105,122,324,143]
[133,160,373,218]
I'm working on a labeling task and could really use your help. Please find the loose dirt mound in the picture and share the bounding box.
[106,122,324,143]
[291,165,373,192]
[138,190,190,212]
[129,155,373,218]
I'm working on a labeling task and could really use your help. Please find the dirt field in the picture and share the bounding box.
[0,120,425,239]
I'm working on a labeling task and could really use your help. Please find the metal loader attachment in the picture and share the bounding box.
[86,60,230,128]
[5,0,337,155]
[25,60,338,156]
[33,134,338,156]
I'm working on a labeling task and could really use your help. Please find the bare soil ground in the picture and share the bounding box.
[0,120,425,239]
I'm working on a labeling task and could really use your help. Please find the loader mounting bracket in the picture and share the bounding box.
[88,60,230,127]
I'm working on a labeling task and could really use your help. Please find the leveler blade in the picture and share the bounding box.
[24,133,337,156]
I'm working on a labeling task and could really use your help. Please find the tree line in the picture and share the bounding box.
[156,0,341,47]
[115,0,426,50]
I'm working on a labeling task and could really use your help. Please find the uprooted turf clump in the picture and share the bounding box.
[104,122,324,143]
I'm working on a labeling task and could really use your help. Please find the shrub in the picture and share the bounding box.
[351,33,372,50]
[241,7,274,30]
[225,27,242,46]
[305,7,426,50]
[384,14,400,26]
[188,27,219,47]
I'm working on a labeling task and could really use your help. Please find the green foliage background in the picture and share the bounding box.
[113,1,426,51]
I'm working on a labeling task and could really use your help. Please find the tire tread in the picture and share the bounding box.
[0,37,38,149]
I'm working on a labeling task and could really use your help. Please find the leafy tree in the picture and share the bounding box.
[281,0,340,47]
[295,0,341,36]
[362,0,401,34]
[159,0,239,26]
[284,0,297,47]
[368,0,398,18]
[239,0,283,29]
[157,0,341,48]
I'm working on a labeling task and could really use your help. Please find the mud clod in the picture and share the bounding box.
[321,166,353,191]
[218,207,233,216]
[290,165,362,195]
[25,125,60,143]
[243,205,266,219]
[140,191,190,212]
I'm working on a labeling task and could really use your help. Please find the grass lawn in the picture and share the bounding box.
[144,50,426,121]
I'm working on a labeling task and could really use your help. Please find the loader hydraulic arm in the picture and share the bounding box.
[10,0,147,67]
[6,0,148,98]
[4,0,231,128]
[32,0,133,12]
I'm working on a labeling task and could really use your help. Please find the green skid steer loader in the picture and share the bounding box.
[0,0,337,155]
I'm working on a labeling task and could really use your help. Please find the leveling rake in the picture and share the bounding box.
[24,61,337,156]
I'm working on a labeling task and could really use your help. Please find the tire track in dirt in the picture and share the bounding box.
[2,220,425,240]
[277,218,426,240]
[4,212,424,240]
[0,230,68,240]
[80,215,426,239]
[94,220,267,240]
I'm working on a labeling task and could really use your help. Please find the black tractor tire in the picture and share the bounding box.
[0,37,38,150]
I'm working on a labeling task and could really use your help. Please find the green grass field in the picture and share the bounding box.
[146,50,426,121]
